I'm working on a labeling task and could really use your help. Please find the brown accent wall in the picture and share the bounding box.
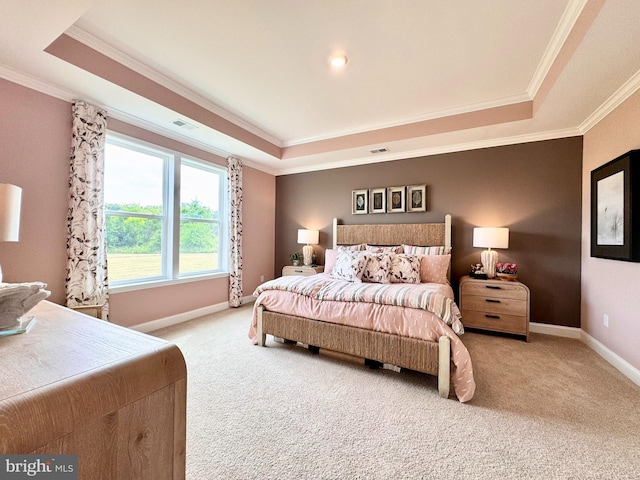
[276,137,583,327]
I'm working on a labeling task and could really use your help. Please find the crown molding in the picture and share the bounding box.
[527,0,589,98]
[0,65,276,175]
[0,63,76,103]
[579,68,640,134]
[275,127,582,176]
[65,25,283,147]
[283,93,532,147]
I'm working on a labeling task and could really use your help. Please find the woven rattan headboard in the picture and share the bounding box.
[332,214,452,249]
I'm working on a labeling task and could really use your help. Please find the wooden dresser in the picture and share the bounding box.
[459,275,530,341]
[0,301,187,480]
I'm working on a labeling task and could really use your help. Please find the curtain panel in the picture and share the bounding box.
[228,156,243,307]
[65,100,109,318]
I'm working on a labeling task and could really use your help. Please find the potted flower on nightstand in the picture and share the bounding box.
[496,263,518,281]
[290,252,302,266]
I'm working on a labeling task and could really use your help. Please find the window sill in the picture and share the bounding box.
[110,272,229,294]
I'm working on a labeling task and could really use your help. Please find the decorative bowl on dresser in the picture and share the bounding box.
[459,275,530,341]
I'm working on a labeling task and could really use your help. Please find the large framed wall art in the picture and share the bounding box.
[590,149,640,262]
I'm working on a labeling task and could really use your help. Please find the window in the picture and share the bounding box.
[104,134,228,288]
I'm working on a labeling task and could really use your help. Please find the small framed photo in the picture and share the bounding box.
[407,184,427,212]
[387,186,405,213]
[352,189,368,214]
[591,149,640,261]
[369,188,386,214]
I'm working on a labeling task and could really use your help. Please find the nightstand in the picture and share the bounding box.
[459,275,530,341]
[282,265,324,277]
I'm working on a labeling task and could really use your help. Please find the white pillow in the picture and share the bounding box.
[331,250,369,282]
[403,244,452,255]
[337,244,366,252]
[362,253,392,284]
[389,254,421,284]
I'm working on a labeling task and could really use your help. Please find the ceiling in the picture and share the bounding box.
[2,0,640,175]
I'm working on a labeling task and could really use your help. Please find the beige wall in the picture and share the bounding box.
[582,89,640,371]
[0,79,275,327]
[276,137,583,329]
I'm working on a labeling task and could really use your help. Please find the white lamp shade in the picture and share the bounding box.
[0,183,22,242]
[473,227,509,249]
[297,229,319,245]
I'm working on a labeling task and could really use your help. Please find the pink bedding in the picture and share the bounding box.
[249,274,475,402]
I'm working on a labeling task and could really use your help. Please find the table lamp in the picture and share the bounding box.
[0,183,22,283]
[473,227,509,278]
[297,229,319,266]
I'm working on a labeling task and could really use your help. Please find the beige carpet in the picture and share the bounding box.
[152,304,640,479]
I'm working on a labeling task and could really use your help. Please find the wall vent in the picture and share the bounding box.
[172,119,198,130]
[369,147,389,154]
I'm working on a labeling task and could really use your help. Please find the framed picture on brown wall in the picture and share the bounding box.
[352,189,368,215]
[369,188,386,213]
[407,184,426,212]
[387,186,405,213]
[590,149,640,262]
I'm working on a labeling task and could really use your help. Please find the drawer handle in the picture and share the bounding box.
[294,269,304,273]
[485,285,503,290]
[485,314,501,319]
[485,299,501,303]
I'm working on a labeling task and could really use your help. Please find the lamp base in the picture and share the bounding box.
[302,244,314,266]
[481,249,498,278]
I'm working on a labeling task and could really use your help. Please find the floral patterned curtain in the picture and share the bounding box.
[65,100,109,319]
[228,156,243,307]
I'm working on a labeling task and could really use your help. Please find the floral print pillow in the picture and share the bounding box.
[389,254,421,283]
[362,253,392,283]
[365,245,402,254]
[331,251,369,282]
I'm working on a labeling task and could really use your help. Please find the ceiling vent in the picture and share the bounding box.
[172,119,198,130]
[369,147,389,154]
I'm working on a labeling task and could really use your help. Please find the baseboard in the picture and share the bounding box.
[131,295,255,333]
[531,322,640,389]
[581,331,640,389]
[530,322,581,339]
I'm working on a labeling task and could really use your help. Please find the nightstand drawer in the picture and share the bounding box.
[461,310,528,335]
[460,296,527,316]
[282,265,324,277]
[461,281,527,300]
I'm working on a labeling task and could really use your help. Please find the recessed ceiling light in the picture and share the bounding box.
[329,54,347,69]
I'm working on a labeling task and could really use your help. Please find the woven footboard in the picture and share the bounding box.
[256,305,451,398]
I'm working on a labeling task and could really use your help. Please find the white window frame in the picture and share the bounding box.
[105,132,229,293]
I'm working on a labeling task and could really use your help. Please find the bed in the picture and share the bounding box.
[249,215,475,402]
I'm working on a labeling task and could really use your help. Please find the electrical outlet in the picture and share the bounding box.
[604,314,609,327]
[260,275,264,282]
